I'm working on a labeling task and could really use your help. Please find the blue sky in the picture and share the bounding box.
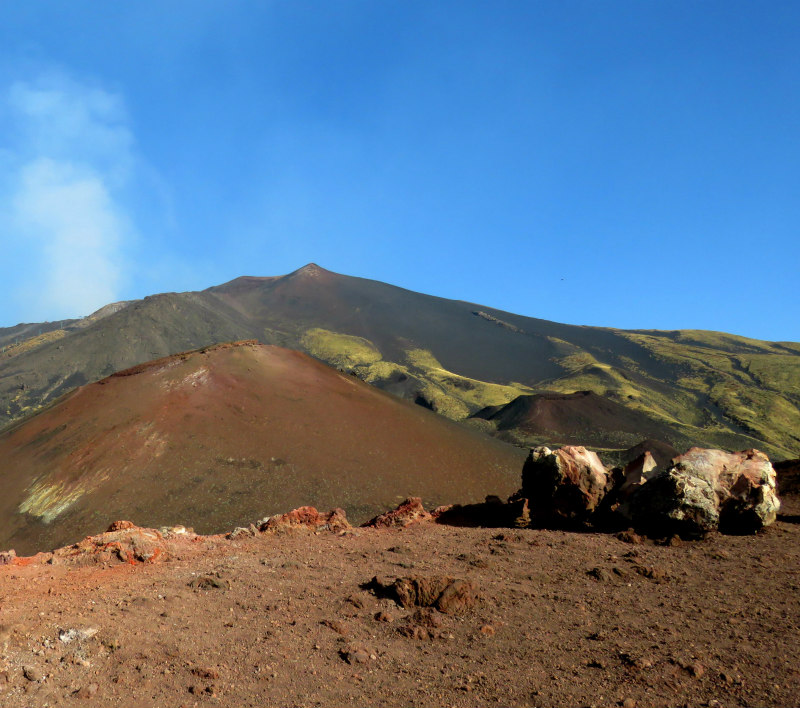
[0,2,797,341]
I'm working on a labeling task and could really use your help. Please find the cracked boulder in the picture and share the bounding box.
[520,446,610,526]
[622,448,780,537]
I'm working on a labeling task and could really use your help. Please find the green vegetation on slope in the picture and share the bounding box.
[300,331,534,421]
[296,325,800,459]
[300,328,382,368]
[619,332,800,456]
[3,268,798,462]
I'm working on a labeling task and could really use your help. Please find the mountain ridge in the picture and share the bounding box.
[1,264,798,459]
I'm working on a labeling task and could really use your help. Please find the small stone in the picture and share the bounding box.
[345,594,366,609]
[633,564,667,582]
[106,520,136,532]
[23,666,44,682]
[689,662,705,678]
[342,647,371,664]
[321,619,348,636]
[615,529,643,544]
[622,699,637,708]
[399,625,432,641]
[435,579,482,615]
[75,683,98,699]
[188,576,228,590]
[411,608,443,628]
[588,567,612,582]
[191,667,219,680]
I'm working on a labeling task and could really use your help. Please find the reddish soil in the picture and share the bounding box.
[0,342,525,555]
[0,505,797,708]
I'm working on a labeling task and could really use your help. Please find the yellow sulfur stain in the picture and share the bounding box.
[19,480,87,524]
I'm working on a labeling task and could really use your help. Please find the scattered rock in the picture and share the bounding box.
[363,498,432,529]
[390,576,454,609]
[632,564,668,582]
[23,666,44,682]
[191,667,220,680]
[689,662,705,678]
[189,575,229,590]
[227,526,257,539]
[106,520,136,532]
[587,567,613,582]
[614,529,644,545]
[367,575,482,615]
[411,608,444,628]
[261,506,351,533]
[374,611,394,623]
[75,683,99,699]
[436,579,483,615]
[345,594,366,609]
[58,627,98,643]
[341,647,372,664]
[321,619,349,636]
[399,624,439,641]
[45,525,171,566]
[619,652,653,670]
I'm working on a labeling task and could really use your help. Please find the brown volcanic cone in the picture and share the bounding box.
[0,341,525,555]
[472,390,678,449]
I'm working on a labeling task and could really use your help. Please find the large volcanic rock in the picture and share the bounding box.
[622,448,780,536]
[520,445,610,526]
[0,341,525,555]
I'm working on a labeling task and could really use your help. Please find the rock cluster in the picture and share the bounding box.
[260,506,351,533]
[0,444,781,569]
[620,447,781,536]
[517,445,781,537]
[363,497,432,529]
[0,507,354,567]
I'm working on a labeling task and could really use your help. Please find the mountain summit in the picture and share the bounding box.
[1,265,798,458]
